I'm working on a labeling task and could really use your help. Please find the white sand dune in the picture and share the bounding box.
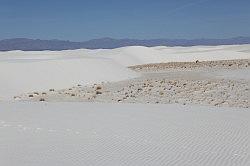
[0,102,249,166]
[0,44,250,100]
[0,45,249,166]
[80,45,250,66]
[0,54,138,100]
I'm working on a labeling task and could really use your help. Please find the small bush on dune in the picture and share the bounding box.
[39,98,45,102]
[96,91,102,95]
[96,86,102,90]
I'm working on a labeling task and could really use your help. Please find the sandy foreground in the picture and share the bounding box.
[0,102,249,166]
[0,45,250,166]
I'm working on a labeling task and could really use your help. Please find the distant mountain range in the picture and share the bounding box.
[0,37,250,51]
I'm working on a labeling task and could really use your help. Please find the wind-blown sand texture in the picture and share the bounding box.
[0,102,249,166]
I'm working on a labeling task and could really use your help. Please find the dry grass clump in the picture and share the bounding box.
[96,86,102,90]
[96,91,102,95]
[39,98,45,102]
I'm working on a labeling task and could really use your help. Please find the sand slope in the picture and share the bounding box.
[97,45,250,66]
[0,102,249,166]
[0,54,138,100]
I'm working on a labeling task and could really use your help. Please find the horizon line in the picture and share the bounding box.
[1,36,250,43]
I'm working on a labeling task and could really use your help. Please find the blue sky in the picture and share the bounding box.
[0,0,250,41]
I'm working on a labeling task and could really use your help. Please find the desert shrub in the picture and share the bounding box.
[96,86,102,90]
[96,91,102,95]
[39,98,45,102]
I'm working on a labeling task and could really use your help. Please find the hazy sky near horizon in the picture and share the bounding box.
[0,0,250,41]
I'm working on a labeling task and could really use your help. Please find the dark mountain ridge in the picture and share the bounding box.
[0,37,250,51]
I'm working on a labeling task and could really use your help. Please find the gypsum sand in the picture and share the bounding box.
[17,59,250,108]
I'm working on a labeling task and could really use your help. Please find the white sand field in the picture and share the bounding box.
[0,102,249,166]
[0,44,250,100]
[0,45,249,166]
